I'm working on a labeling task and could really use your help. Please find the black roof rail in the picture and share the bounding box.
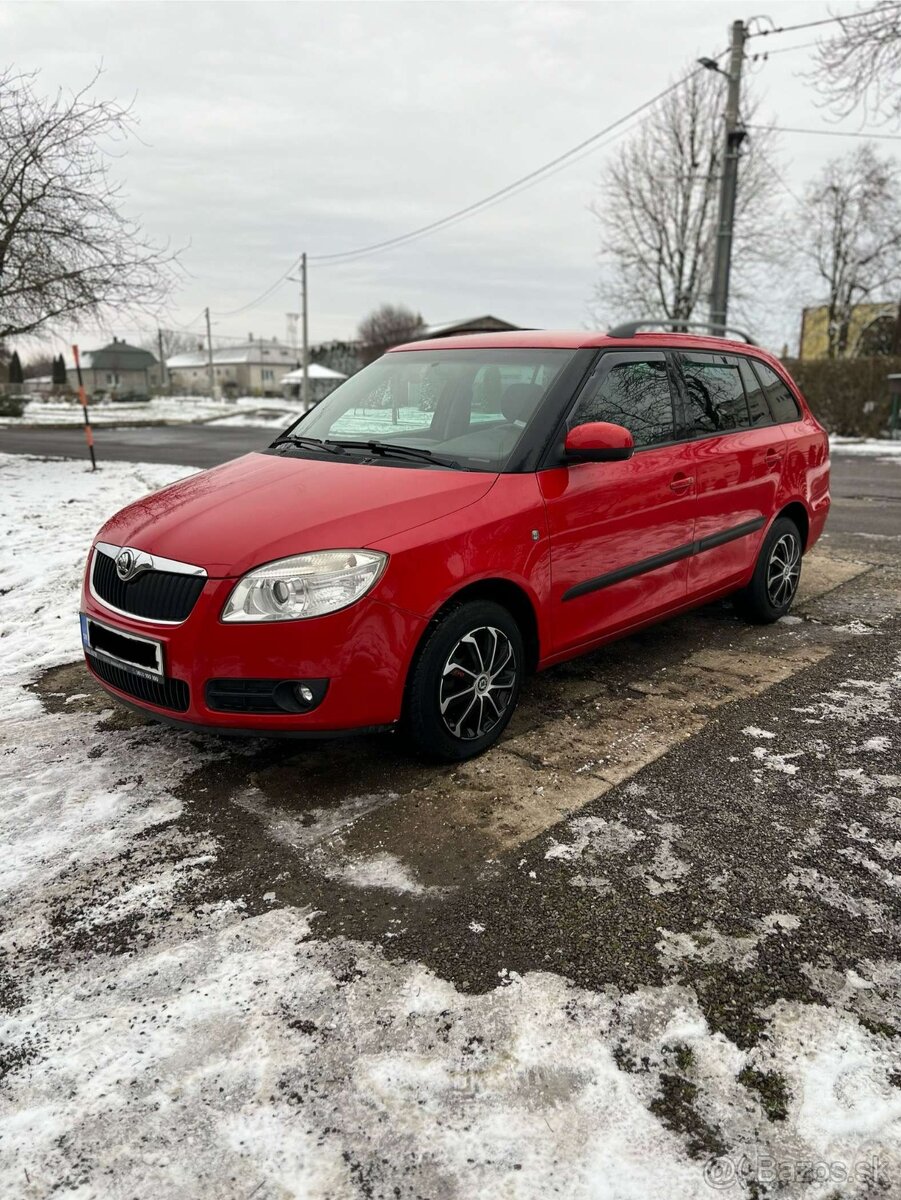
[608,319,758,346]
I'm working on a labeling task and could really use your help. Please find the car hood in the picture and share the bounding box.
[96,451,498,577]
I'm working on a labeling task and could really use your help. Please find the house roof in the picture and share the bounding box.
[281,364,347,382]
[81,339,157,371]
[418,315,522,338]
[167,341,298,369]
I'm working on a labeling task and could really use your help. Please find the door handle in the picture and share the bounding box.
[765,448,783,467]
[669,473,694,494]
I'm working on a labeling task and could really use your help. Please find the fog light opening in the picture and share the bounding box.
[271,678,329,714]
[205,678,329,715]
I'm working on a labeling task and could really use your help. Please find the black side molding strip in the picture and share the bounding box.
[696,517,766,554]
[563,543,694,601]
[562,517,766,601]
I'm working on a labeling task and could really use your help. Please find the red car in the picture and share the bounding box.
[81,325,830,760]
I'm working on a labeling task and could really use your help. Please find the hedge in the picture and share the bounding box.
[0,394,25,418]
[785,356,901,437]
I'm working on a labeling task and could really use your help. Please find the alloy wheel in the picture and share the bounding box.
[439,626,517,741]
[766,531,801,608]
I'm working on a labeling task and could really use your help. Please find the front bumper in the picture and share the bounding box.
[81,572,427,734]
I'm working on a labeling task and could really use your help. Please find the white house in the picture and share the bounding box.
[166,338,299,396]
[280,363,347,407]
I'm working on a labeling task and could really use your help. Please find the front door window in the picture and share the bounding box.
[568,352,675,448]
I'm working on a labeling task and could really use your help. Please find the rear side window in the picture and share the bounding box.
[753,361,801,423]
[678,353,750,436]
[737,358,772,427]
[569,352,675,448]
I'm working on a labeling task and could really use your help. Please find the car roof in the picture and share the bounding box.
[389,330,771,357]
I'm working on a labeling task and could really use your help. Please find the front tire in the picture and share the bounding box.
[405,600,524,761]
[735,516,803,624]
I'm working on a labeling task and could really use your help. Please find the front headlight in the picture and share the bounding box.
[221,550,387,623]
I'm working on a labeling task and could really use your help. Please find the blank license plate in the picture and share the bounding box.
[81,614,164,679]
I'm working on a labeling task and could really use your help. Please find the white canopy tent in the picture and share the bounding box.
[279,364,347,385]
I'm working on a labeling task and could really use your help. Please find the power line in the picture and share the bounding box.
[745,122,901,140]
[308,68,704,266]
[165,307,207,331]
[747,38,824,60]
[745,9,878,40]
[208,62,706,314]
[160,327,288,345]
[310,110,655,270]
[212,255,303,317]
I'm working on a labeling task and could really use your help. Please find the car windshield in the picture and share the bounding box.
[278,348,575,470]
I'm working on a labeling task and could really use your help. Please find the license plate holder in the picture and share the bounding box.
[81,614,164,680]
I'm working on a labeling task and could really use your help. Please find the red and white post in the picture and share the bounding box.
[71,345,97,471]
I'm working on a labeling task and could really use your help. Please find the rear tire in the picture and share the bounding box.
[405,600,524,761]
[734,516,803,624]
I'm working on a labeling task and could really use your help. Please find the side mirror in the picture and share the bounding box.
[564,421,634,463]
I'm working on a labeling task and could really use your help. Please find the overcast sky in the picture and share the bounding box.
[3,0,893,356]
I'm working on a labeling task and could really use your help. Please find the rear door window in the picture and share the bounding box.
[752,361,802,423]
[677,352,750,436]
[737,358,773,427]
[569,352,675,448]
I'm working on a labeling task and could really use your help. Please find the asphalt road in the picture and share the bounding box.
[2,422,900,516]
[0,422,268,467]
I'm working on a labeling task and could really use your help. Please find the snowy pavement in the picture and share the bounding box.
[830,437,901,459]
[1,453,900,1199]
[0,395,302,429]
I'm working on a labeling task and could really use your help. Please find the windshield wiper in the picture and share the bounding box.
[271,434,344,455]
[330,439,460,469]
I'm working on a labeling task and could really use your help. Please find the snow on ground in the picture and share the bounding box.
[0,455,199,693]
[1,398,508,435]
[830,437,901,459]
[0,453,899,1197]
[0,395,303,429]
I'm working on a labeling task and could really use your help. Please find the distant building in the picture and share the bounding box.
[415,315,523,340]
[24,375,55,398]
[799,301,901,359]
[280,363,347,408]
[167,338,298,396]
[66,338,159,398]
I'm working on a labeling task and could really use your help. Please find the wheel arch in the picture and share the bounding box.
[411,577,541,678]
[775,500,810,551]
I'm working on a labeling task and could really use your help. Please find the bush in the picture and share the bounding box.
[0,394,25,417]
[786,356,901,437]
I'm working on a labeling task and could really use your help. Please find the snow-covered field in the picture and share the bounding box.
[1,398,503,437]
[1,453,899,1198]
[830,437,901,459]
[0,395,303,429]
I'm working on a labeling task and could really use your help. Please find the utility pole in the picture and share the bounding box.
[300,252,310,411]
[157,328,168,394]
[286,312,299,358]
[708,18,747,335]
[287,256,311,410]
[204,306,216,400]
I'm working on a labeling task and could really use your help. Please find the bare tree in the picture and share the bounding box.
[0,68,175,342]
[139,328,203,362]
[357,304,426,364]
[811,2,901,123]
[590,68,783,327]
[311,339,363,377]
[801,144,901,357]
[22,352,55,379]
